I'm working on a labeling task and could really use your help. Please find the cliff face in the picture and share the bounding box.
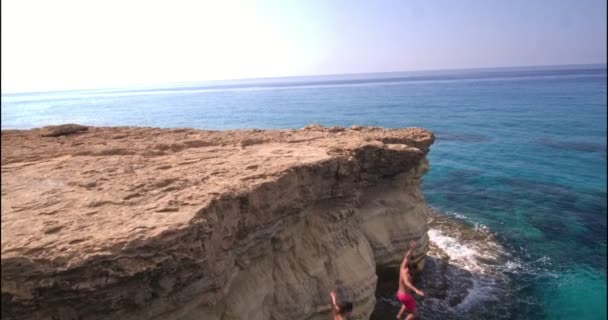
[1,125,434,320]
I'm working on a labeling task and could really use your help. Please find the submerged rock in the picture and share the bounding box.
[1,125,434,320]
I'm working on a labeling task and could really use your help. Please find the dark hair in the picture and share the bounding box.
[338,301,353,314]
[404,262,415,270]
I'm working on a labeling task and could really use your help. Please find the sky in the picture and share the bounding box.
[1,0,606,93]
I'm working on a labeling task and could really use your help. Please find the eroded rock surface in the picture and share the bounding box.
[1,125,434,320]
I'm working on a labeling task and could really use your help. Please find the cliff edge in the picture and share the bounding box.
[1,124,435,320]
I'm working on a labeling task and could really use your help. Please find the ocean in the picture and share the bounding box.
[2,65,606,319]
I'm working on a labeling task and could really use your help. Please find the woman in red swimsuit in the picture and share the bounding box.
[396,240,424,320]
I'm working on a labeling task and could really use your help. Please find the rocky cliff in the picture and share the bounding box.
[1,124,434,320]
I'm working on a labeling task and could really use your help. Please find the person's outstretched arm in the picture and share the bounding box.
[400,240,416,270]
[329,291,340,313]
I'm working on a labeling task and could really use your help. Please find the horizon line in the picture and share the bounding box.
[2,62,606,95]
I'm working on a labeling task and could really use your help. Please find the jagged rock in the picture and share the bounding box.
[1,125,435,320]
[39,124,88,137]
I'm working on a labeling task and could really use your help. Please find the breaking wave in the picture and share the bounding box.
[371,208,554,320]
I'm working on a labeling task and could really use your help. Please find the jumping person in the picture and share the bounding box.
[396,240,424,320]
[329,290,353,320]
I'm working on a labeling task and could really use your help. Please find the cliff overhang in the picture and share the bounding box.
[1,125,434,320]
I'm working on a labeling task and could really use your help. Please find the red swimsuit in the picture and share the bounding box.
[397,291,417,313]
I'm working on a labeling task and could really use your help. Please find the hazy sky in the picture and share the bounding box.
[2,0,606,93]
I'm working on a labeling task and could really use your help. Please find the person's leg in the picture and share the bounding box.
[396,305,406,319]
[405,295,418,319]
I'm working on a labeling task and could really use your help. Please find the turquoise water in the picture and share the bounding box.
[2,65,606,319]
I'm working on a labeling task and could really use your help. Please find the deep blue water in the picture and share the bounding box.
[2,65,606,319]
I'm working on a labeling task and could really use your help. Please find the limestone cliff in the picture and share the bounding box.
[1,124,434,320]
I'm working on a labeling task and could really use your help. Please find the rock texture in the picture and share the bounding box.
[1,124,434,320]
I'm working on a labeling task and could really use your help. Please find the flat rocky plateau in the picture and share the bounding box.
[2,124,434,320]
